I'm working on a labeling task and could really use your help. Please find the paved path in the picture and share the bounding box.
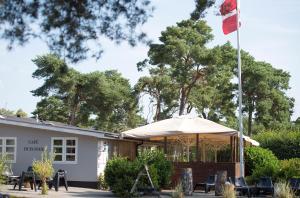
[0,185,271,197]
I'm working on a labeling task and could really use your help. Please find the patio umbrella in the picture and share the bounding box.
[122,115,259,146]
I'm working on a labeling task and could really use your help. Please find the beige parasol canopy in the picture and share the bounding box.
[122,115,259,146]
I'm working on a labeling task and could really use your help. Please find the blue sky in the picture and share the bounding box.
[0,0,299,120]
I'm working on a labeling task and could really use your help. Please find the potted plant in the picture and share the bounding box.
[32,147,54,195]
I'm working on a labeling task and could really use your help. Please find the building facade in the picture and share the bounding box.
[0,116,137,188]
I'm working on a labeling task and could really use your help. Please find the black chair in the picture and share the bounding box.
[228,177,234,184]
[193,175,216,193]
[52,169,68,191]
[0,193,10,198]
[16,166,37,192]
[255,177,274,196]
[235,177,251,198]
[289,178,300,193]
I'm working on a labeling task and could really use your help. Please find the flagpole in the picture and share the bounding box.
[236,0,244,177]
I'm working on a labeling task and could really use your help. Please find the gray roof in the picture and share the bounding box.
[0,115,120,139]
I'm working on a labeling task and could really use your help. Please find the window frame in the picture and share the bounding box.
[51,137,78,164]
[0,137,17,163]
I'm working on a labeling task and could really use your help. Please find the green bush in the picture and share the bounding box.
[0,155,7,185]
[137,150,173,188]
[32,148,54,195]
[104,150,172,197]
[104,157,138,197]
[254,130,300,160]
[245,146,279,176]
[277,158,300,180]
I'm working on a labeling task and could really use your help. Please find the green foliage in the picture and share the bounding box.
[254,131,300,160]
[246,147,300,182]
[31,54,145,132]
[135,66,178,121]
[0,1,153,63]
[191,0,216,20]
[138,19,236,119]
[32,148,54,195]
[137,150,173,188]
[190,42,236,122]
[0,155,7,185]
[104,151,172,197]
[15,109,27,118]
[277,158,300,180]
[104,157,139,197]
[241,53,294,136]
[0,108,28,118]
[98,173,108,190]
[0,108,14,116]
[245,147,279,177]
[32,96,69,123]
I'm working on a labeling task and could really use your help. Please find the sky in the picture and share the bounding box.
[0,0,299,120]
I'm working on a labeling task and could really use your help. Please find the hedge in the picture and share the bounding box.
[245,147,279,177]
[254,131,300,160]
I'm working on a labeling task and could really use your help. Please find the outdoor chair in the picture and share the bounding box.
[52,169,68,191]
[228,177,234,184]
[16,166,37,192]
[235,177,251,198]
[193,175,216,193]
[1,166,19,186]
[255,177,274,196]
[0,193,10,198]
[289,178,300,193]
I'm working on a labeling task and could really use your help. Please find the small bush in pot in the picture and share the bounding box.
[32,147,54,195]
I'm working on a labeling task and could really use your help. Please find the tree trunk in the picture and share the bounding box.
[154,96,161,121]
[69,91,80,126]
[179,88,186,116]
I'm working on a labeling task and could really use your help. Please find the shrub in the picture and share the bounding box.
[104,157,138,197]
[277,158,300,180]
[0,155,7,185]
[104,151,172,197]
[98,173,108,190]
[137,150,173,188]
[245,146,279,176]
[254,131,300,160]
[32,148,54,195]
[274,181,295,198]
[222,184,236,198]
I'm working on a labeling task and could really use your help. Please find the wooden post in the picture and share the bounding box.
[214,150,217,163]
[236,137,239,162]
[181,168,193,196]
[196,134,199,161]
[230,136,233,162]
[202,142,206,162]
[215,171,227,196]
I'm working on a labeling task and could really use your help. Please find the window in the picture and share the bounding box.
[51,137,78,164]
[0,137,17,163]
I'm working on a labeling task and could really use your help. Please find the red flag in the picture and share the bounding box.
[220,0,240,35]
